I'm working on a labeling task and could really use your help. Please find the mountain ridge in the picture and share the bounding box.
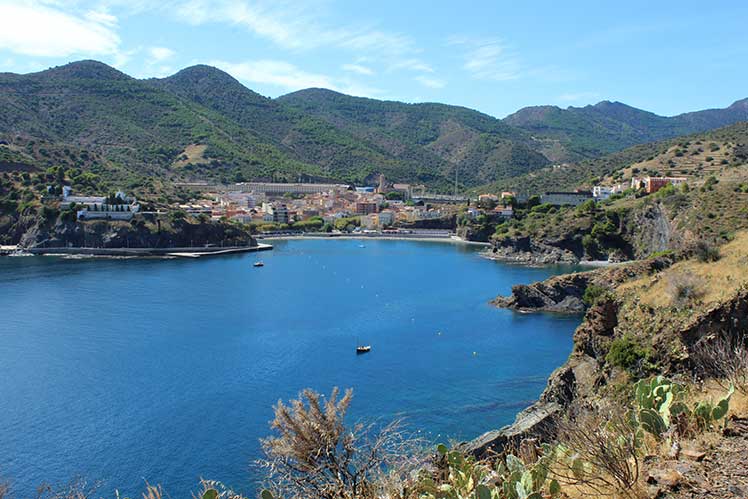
[1,59,747,191]
[505,98,748,161]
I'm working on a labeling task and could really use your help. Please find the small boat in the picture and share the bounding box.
[253,261,264,267]
[358,244,366,248]
[356,345,371,354]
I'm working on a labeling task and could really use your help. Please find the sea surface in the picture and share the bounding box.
[0,239,582,497]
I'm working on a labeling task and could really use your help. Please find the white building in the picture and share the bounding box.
[261,202,289,224]
[378,210,395,226]
[61,189,140,221]
[593,186,614,200]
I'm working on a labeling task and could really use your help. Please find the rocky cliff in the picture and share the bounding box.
[17,216,255,250]
[465,235,748,457]
[491,256,675,313]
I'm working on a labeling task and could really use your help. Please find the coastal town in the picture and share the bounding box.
[41,173,692,242]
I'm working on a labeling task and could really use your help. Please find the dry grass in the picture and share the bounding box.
[619,230,748,308]
[173,144,209,168]
[554,410,646,499]
[606,140,738,184]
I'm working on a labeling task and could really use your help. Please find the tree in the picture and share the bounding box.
[526,195,541,209]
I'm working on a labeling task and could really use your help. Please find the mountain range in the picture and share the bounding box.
[505,98,748,162]
[1,60,746,192]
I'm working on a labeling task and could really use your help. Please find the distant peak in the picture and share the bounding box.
[170,64,232,78]
[37,60,131,81]
[729,97,748,109]
[503,105,561,123]
[592,100,630,109]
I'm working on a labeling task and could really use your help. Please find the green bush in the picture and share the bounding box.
[606,335,653,374]
[582,284,609,306]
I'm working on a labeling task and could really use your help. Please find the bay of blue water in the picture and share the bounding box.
[0,239,581,497]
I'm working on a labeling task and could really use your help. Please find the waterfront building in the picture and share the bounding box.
[262,202,290,224]
[378,210,395,226]
[61,189,140,221]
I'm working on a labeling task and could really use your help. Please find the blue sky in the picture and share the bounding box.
[1,0,746,118]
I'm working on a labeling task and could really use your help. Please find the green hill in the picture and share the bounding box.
[477,121,748,196]
[504,99,748,162]
[149,66,448,186]
[276,88,552,187]
[1,60,746,194]
[0,60,323,185]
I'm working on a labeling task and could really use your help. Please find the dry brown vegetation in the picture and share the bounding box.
[258,388,424,499]
[619,231,748,309]
[554,410,644,498]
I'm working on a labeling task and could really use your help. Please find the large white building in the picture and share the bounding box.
[60,189,140,221]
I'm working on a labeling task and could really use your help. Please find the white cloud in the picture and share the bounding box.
[449,36,521,81]
[149,46,175,62]
[85,10,118,27]
[175,0,417,57]
[342,63,373,76]
[415,75,445,89]
[558,91,600,102]
[388,58,433,73]
[210,59,338,91]
[210,58,383,97]
[0,1,120,57]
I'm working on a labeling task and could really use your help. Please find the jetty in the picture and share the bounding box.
[19,243,273,258]
[0,245,18,256]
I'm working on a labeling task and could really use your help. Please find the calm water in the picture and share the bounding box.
[0,239,581,497]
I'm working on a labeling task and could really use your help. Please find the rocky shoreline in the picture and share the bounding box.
[481,239,582,266]
[462,254,679,456]
[489,256,674,313]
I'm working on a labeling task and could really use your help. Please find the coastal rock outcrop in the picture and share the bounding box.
[466,255,685,459]
[485,236,582,265]
[491,256,675,314]
[17,217,255,250]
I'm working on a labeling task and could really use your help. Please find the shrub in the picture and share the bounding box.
[576,199,596,215]
[530,202,552,214]
[649,249,674,259]
[259,388,419,499]
[418,444,562,499]
[666,272,704,308]
[582,233,597,256]
[583,283,609,306]
[606,334,652,374]
[693,241,720,262]
[555,410,642,497]
[692,332,748,394]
